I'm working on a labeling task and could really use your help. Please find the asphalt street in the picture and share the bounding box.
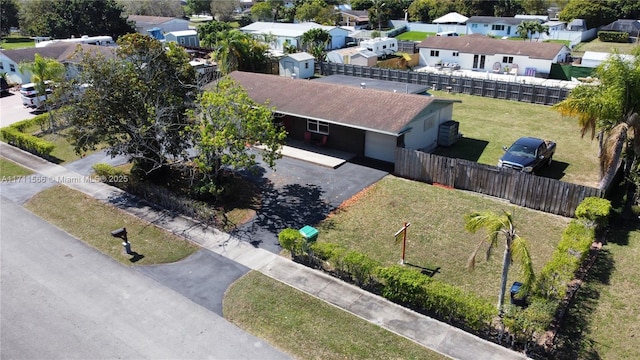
[0,197,291,360]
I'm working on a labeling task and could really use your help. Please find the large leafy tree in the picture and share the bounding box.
[295,0,338,25]
[186,0,210,15]
[554,48,640,208]
[465,210,535,313]
[301,28,331,61]
[118,0,184,17]
[190,77,286,196]
[0,0,20,36]
[251,2,274,21]
[19,0,134,39]
[558,0,617,29]
[211,0,239,21]
[64,34,197,176]
[197,20,233,48]
[210,30,270,75]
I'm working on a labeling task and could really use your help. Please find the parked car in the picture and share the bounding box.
[497,136,556,173]
[20,81,53,108]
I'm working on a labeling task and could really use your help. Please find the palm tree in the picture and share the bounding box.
[531,23,549,42]
[465,210,535,313]
[18,53,65,129]
[553,47,640,195]
[516,21,533,40]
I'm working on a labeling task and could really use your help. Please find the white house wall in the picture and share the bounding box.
[404,103,452,152]
[0,54,28,84]
[467,22,517,37]
[364,131,396,162]
[328,28,348,49]
[419,48,569,75]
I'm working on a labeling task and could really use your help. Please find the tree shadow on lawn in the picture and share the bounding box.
[432,137,488,162]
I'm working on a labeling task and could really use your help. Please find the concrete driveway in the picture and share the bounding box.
[232,153,389,253]
[0,90,38,127]
[0,198,291,360]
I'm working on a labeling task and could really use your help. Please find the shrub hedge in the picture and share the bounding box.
[1,115,55,157]
[598,31,629,43]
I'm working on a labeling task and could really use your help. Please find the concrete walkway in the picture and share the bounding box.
[0,142,529,360]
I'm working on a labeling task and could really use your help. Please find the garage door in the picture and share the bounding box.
[364,132,396,162]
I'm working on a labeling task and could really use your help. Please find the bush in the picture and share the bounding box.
[278,228,305,257]
[598,31,629,43]
[1,127,54,157]
[92,163,127,185]
[376,265,430,307]
[342,251,380,287]
[575,196,611,230]
[2,36,32,43]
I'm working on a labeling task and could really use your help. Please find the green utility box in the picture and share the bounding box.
[299,225,319,242]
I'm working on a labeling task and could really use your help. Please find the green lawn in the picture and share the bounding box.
[572,38,640,57]
[0,157,33,178]
[316,175,569,304]
[431,91,601,188]
[0,40,35,49]
[395,31,432,42]
[24,185,199,265]
[224,271,448,360]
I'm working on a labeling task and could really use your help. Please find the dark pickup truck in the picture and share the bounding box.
[497,137,556,173]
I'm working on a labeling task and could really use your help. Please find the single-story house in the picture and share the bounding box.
[326,47,377,66]
[466,16,541,38]
[165,30,200,47]
[279,52,315,79]
[600,19,640,37]
[227,71,460,163]
[542,20,566,32]
[433,12,468,24]
[128,15,190,35]
[240,22,348,53]
[567,19,587,31]
[417,34,570,76]
[340,10,369,29]
[0,43,116,84]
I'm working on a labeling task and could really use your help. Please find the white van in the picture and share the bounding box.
[436,31,459,37]
[20,82,52,108]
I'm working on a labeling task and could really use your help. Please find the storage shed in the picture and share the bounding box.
[279,52,315,79]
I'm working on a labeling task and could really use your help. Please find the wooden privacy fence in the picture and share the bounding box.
[318,62,571,105]
[395,148,602,217]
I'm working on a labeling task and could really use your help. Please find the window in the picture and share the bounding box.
[502,56,514,63]
[471,24,478,28]
[307,119,329,135]
[430,50,439,57]
[492,24,505,31]
[383,45,387,49]
[305,62,309,69]
[180,37,186,44]
[0,62,3,70]
[9,64,15,72]
[453,51,459,57]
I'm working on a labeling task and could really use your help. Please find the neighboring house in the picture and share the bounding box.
[466,16,541,38]
[543,21,566,32]
[340,10,369,29]
[326,47,377,66]
[600,19,640,38]
[240,22,348,53]
[0,43,116,84]
[227,71,460,163]
[279,52,315,79]
[417,34,570,76]
[128,15,190,35]
[165,30,200,47]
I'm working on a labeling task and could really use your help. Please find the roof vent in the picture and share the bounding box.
[291,73,297,80]
[360,82,366,89]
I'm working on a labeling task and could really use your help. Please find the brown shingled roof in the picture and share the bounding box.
[417,34,566,60]
[227,71,440,135]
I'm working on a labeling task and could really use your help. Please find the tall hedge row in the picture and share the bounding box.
[1,115,55,158]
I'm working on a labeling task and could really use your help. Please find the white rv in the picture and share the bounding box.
[359,37,398,58]
[35,35,115,48]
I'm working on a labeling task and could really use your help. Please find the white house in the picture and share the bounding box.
[128,15,190,35]
[240,22,348,53]
[466,16,541,38]
[227,71,460,163]
[279,52,315,79]
[165,30,200,47]
[578,51,636,68]
[417,34,570,76]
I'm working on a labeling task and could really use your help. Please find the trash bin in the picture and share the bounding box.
[299,225,319,242]
[510,281,527,307]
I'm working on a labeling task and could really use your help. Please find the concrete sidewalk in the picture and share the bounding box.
[0,142,529,360]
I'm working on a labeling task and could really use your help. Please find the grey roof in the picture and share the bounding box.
[1,43,116,64]
[127,15,186,26]
[600,19,640,35]
[223,71,457,135]
[312,74,430,94]
[466,16,541,26]
[417,34,567,60]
